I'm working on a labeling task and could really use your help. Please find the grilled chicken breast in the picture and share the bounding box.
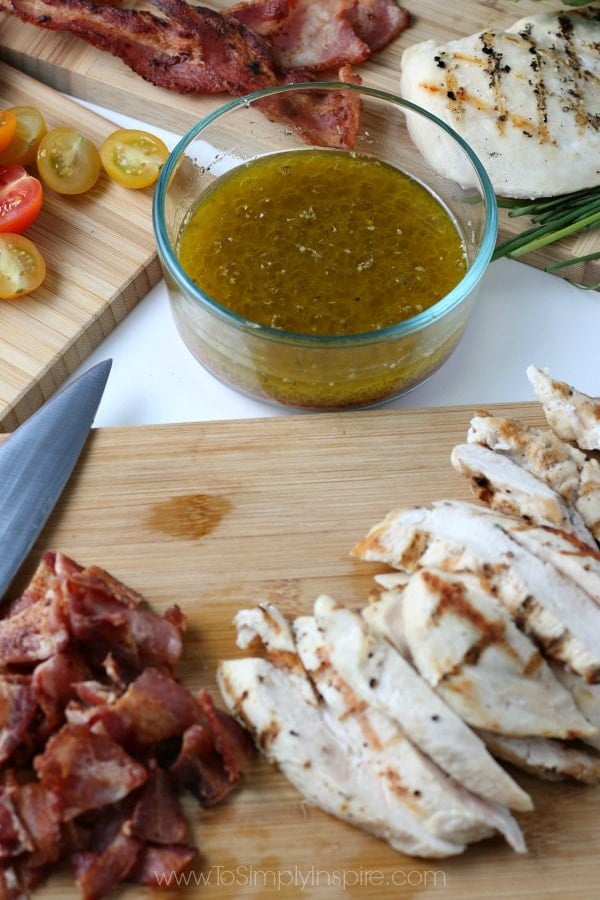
[309,594,532,812]
[292,612,526,851]
[450,442,594,544]
[466,412,600,544]
[390,568,595,739]
[217,656,467,857]
[352,500,600,681]
[398,8,600,198]
[527,365,600,451]
[478,730,600,784]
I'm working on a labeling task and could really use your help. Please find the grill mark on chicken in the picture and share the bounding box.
[424,570,518,675]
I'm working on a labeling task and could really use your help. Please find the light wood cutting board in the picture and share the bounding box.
[0,0,598,289]
[0,63,160,433]
[7,402,600,899]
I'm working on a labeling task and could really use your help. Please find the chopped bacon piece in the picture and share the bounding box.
[0,785,32,858]
[128,761,189,845]
[11,782,62,869]
[127,842,197,887]
[198,690,254,782]
[72,825,141,900]
[92,668,200,748]
[0,552,252,899]
[4,553,59,617]
[34,724,148,820]
[170,723,240,807]
[0,596,69,667]
[0,677,37,765]
[31,650,92,738]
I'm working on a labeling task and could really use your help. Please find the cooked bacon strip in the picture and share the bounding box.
[34,724,148,820]
[247,0,372,70]
[0,0,410,149]
[255,72,362,149]
[0,0,279,94]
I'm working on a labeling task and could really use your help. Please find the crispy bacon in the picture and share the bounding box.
[0,0,279,94]
[0,677,37,765]
[0,0,411,147]
[34,724,149,820]
[0,551,252,899]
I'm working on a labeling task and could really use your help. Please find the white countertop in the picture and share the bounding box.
[71,101,600,428]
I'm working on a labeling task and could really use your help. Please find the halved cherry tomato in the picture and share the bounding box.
[0,106,47,166]
[37,126,101,195]
[100,128,169,189]
[0,165,44,234]
[0,110,17,153]
[0,233,46,299]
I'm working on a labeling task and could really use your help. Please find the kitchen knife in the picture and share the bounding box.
[0,358,112,600]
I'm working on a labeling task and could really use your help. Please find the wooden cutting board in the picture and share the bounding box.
[0,63,160,433]
[0,0,598,289]
[7,402,600,899]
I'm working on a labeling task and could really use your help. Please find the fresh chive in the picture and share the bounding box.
[493,185,600,287]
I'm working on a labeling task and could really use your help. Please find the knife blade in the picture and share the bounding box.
[0,358,112,599]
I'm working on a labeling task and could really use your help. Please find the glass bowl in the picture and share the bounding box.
[153,82,497,411]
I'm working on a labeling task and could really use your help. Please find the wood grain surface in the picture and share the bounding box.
[0,63,160,433]
[0,0,598,289]
[6,402,599,898]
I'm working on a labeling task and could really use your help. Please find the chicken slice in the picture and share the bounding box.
[394,568,595,739]
[450,442,594,544]
[352,500,600,681]
[478,730,600,785]
[309,594,532,812]
[217,656,467,857]
[467,412,600,544]
[292,612,525,851]
[551,664,600,752]
[398,8,600,198]
[527,365,600,451]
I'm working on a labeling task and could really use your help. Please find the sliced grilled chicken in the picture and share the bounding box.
[478,730,600,785]
[398,8,600,198]
[527,365,600,451]
[450,442,594,544]
[352,500,600,681]
[396,568,595,739]
[217,656,468,857]
[309,594,533,812]
[467,412,600,544]
[551,664,600,752]
[292,612,526,851]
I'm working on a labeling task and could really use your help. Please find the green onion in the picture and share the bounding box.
[492,185,600,288]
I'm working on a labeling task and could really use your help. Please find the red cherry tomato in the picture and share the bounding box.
[0,164,44,234]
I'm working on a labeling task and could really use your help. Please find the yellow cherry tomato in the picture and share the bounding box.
[100,128,169,189]
[0,110,17,153]
[0,106,47,166]
[37,126,101,195]
[0,233,46,299]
